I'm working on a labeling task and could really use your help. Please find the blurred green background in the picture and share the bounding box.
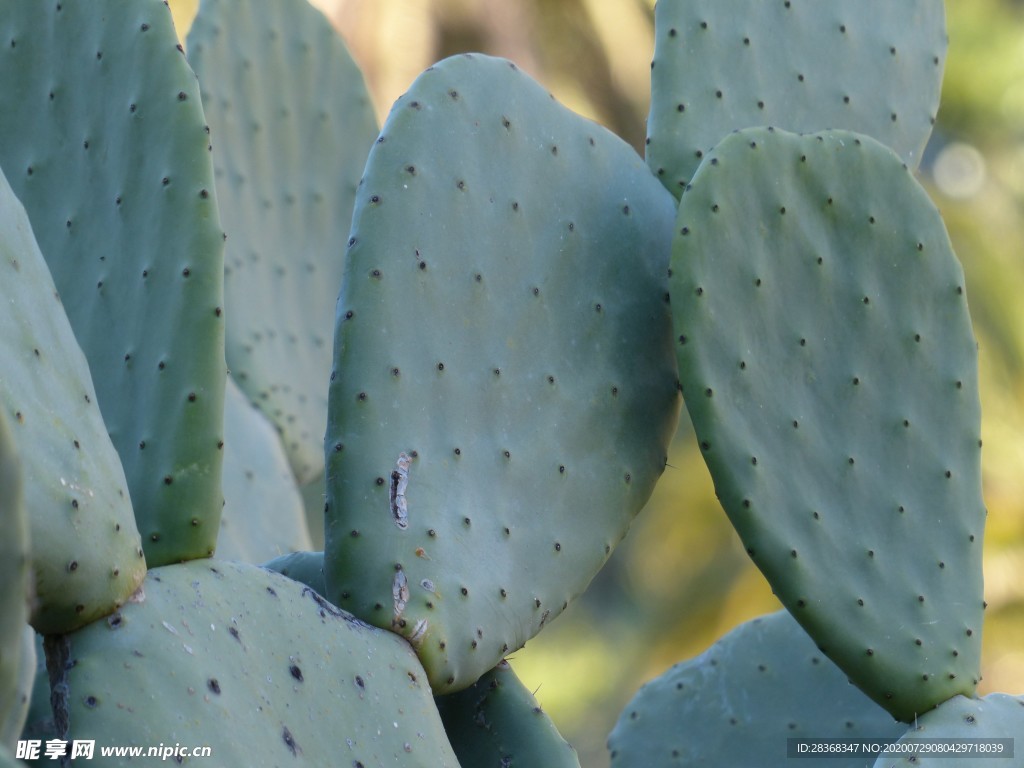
[171,1,1024,765]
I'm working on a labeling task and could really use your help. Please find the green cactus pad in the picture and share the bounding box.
[187,0,379,485]
[216,376,312,563]
[436,660,581,768]
[0,0,226,566]
[0,166,145,635]
[324,53,680,693]
[672,127,984,721]
[263,551,326,595]
[647,0,946,197]
[1,626,35,752]
[0,410,30,749]
[18,635,53,758]
[608,611,904,767]
[63,560,461,767]
[872,694,1024,768]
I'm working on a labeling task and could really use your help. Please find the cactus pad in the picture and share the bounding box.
[216,376,312,563]
[324,53,680,693]
[647,0,946,197]
[608,611,905,767]
[872,694,1024,768]
[435,660,582,768]
[0,410,30,748]
[672,127,985,721]
[0,0,227,566]
[187,0,379,485]
[0,166,145,635]
[64,560,461,767]
[263,551,326,595]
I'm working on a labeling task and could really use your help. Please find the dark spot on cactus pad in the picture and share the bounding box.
[289,664,303,682]
[163,476,173,485]
[177,91,187,101]
[207,678,221,694]
[282,727,299,756]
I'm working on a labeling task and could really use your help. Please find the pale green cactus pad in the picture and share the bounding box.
[0,0,227,566]
[647,0,946,197]
[872,694,1024,768]
[324,53,680,694]
[436,660,582,768]
[216,376,311,563]
[672,127,984,721]
[0,165,145,635]
[64,560,461,767]
[263,551,326,595]
[187,0,379,485]
[608,611,905,767]
[0,410,31,749]
[18,634,56,764]
[1,627,35,752]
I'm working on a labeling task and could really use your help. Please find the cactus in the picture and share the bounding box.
[323,52,680,694]
[647,0,947,197]
[216,376,312,562]
[608,611,906,767]
[263,551,327,595]
[671,126,985,721]
[435,660,582,768]
[0,0,227,566]
[0,628,34,753]
[187,0,379,486]
[62,560,461,766]
[17,637,52,763]
[1,1,1020,765]
[0,410,30,749]
[872,694,1024,767]
[0,164,145,635]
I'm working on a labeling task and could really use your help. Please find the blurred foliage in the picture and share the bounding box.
[168,1,1024,766]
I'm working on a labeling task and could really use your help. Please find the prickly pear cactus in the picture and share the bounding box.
[608,611,905,767]
[0,410,30,748]
[263,551,326,595]
[0,165,145,635]
[63,560,461,767]
[216,376,312,563]
[672,127,984,721]
[0,627,34,752]
[872,694,1024,768]
[187,0,379,485]
[436,660,582,768]
[17,636,53,761]
[647,0,946,196]
[0,0,227,566]
[324,53,680,694]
